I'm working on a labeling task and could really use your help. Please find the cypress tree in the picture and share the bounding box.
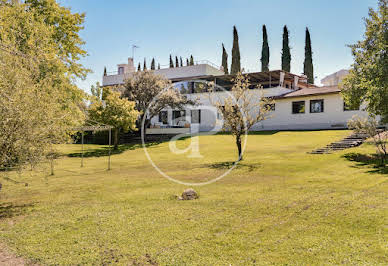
[180,57,183,67]
[261,25,270,72]
[281,25,291,72]
[175,56,179,67]
[190,55,194,65]
[143,58,147,70]
[169,54,174,68]
[103,66,107,76]
[158,63,161,69]
[303,27,314,83]
[151,58,155,70]
[231,26,241,74]
[221,43,229,74]
[137,62,141,71]
[186,58,189,66]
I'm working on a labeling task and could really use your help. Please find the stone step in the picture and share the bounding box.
[307,131,377,155]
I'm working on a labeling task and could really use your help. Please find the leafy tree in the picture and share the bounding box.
[0,2,86,171]
[186,58,189,66]
[210,73,273,160]
[90,82,102,100]
[143,58,147,70]
[261,25,270,72]
[231,26,241,74]
[103,66,107,76]
[89,88,139,150]
[281,25,291,72]
[175,56,179,67]
[25,0,90,79]
[303,27,314,83]
[180,56,183,67]
[222,43,229,74]
[169,54,174,68]
[123,71,194,138]
[138,62,141,71]
[190,55,194,65]
[341,0,388,123]
[158,63,161,69]
[151,58,155,70]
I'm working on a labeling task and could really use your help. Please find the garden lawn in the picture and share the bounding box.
[0,130,387,265]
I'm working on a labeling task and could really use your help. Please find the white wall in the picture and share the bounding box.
[150,91,369,132]
[256,93,368,130]
[321,69,349,86]
[150,87,294,132]
[102,64,224,86]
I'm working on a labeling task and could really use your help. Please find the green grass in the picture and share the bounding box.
[0,130,387,265]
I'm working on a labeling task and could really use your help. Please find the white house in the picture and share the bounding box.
[102,58,369,134]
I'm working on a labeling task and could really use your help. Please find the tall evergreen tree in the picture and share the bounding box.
[261,25,270,72]
[175,56,179,67]
[180,57,183,67]
[151,58,155,70]
[190,55,194,65]
[281,25,291,72]
[158,63,161,69]
[231,26,241,74]
[137,62,141,71]
[169,54,174,68]
[103,66,107,76]
[221,43,229,74]
[143,58,147,70]
[186,58,189,66]
[303,27,314,83]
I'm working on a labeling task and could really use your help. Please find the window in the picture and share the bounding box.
[159,111,168,124]
[264,103,275,111]
[310,99,324,113]
[118,66,124,75]
[191,109,201,124]
[343,101,360,111]
[172,110,186,125]
[292,101,305,114]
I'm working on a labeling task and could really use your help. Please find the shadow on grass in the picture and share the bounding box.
[0,202,34,219]
[205,161,261,172]
[67,142,161,158]
[342,152,388,174]
[216,131,279,136]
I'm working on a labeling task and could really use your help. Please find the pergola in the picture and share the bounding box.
[171,70,316,90]
[73,121,114,170]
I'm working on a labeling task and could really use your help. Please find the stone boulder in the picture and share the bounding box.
[179,188,199,200]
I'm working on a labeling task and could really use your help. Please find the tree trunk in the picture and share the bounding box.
[379,153,386,166]
[142,115,151,142]
[236,135,242,161]
[113,128,119,150]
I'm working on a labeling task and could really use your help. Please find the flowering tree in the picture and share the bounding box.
[210,73,273,160]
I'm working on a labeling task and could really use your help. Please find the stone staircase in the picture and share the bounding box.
[309,132,371,154]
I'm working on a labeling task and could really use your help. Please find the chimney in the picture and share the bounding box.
[127,57,135,73]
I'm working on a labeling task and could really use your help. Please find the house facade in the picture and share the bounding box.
[102,58,369,134]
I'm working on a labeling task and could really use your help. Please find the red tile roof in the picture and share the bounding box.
[274,86,340,99]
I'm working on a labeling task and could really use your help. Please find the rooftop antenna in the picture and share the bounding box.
[131,44,139,61]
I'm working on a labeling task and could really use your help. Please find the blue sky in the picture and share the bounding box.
[59,0,377,93]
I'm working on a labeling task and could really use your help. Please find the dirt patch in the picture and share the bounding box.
[0,243,33,266]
